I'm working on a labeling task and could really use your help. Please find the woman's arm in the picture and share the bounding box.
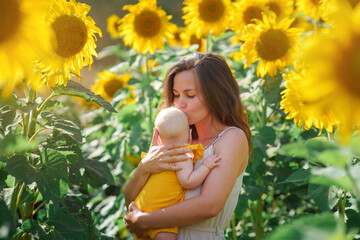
[125,128,249,235]
[124,129,192,207]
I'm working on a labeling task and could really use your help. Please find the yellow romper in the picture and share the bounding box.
[134,144,204,240]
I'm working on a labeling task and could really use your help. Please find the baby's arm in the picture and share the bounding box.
[175,155,221,190]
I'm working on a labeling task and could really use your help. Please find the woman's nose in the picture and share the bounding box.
[175,98,185,109]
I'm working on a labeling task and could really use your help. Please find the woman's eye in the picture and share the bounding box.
[187,95,195,99]
[173,94,180,98]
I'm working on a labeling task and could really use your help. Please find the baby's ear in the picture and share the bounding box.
[185,151,194,158]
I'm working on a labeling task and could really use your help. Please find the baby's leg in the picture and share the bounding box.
[154,232,176,240]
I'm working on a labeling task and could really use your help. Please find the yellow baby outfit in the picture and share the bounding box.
[134,144,204,240]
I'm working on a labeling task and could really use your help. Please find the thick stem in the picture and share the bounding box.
[205,32,213,52]
[10,180,20,221]
[231,213,237,240]
[144,54,153,133]
[27,89,37,139]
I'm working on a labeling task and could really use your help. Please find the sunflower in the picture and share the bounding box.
[0,0,51,98]
[39,0,102,88]
[280,69,339,133]
[294,4,360,139]
[321,0,360,24]
[265,0,294,20]
[296,0,325,19]
[91,70,133,103]
[236,13,302,77]
[231,0,268,34]
[166,25,185,47]
[182,0,234,38]
[107,14,121,39]
[180,28,206,52]
[119,0,175,55]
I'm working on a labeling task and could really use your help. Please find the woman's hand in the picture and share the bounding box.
[139,128,192,174]
[124,202,146,238]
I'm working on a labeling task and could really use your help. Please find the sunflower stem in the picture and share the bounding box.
[27,89,37,140]
[205,32,213,52]
[144,54,153,133]
[36,91,55,114]
[231,213,237,240]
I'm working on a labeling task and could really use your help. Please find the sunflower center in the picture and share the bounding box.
[266,2,281,17]
[198,0,225,22]
[52,15,88,58]
[0,0,21,44]
[311,0,319,4]
[348,0,360,8]
[243,6,263,25]
[103,79,125,98]
[134,10,161,38]
[256,29,290,61]
[335,36,360,97]
[190,34,203,51]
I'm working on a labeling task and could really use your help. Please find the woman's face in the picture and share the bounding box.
[172,70,210,125]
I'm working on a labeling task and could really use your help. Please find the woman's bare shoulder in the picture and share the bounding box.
[215,127,248,150]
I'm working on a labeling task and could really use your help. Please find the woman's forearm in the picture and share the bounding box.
[124,162,151,208]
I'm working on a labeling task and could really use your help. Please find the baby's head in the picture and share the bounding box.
[155,107,189,145]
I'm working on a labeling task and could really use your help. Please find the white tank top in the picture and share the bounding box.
[177,127,246,240]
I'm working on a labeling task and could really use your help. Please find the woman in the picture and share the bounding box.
[124,52,251,239]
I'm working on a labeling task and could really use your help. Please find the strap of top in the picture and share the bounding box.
[210,126,239,147]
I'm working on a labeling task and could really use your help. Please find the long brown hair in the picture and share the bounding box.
[162,52,252,150]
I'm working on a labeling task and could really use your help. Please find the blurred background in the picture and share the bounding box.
[80,0,184,88]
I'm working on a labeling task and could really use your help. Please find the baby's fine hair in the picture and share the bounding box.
[155,107,189,142]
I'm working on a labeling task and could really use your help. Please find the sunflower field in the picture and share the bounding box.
[1,0,360,239]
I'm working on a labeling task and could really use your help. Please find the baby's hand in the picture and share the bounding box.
[202,154,221,170]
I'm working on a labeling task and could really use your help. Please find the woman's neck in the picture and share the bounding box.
[194,116,227,146]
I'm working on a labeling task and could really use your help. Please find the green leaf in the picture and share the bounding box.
[0,134,38,155]
[52,80,116,113]
[281,168,311,186]
[308,184,330,212]
[17,186,37,205]
[257,126,276,146]
[41,111,82,143]
[310,167,353,192]
[47,205,86,240]
[0,199,15,239]
[22,219,40,234]
[39,149,68,181]
[0,106,16,132]
[6,155,37,184]
[83,158,114,188]
[265,213,345,240]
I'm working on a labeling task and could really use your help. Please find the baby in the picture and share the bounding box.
[134,107,220,240]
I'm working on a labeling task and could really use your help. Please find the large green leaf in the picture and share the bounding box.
[308,184,330,212]
[83,158,115,188]
[281,168,311,186]
[52,80,116,113]
[0,106,16,132]
[265,213,344,240]
[0,199,15,240]
[41,111,82,143]
[311,166,353,192]
[6,155,37,184]
[47,205,86,240]
[0,134,38,156]
[39,149,68,181]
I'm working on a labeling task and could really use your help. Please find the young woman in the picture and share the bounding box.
[124,52,251,240]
